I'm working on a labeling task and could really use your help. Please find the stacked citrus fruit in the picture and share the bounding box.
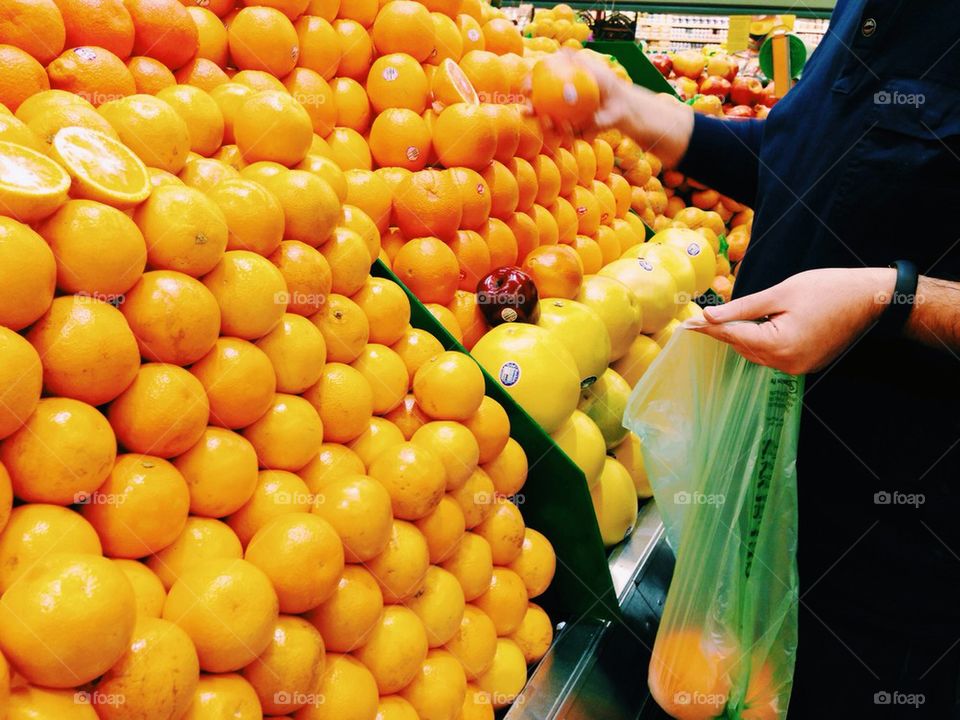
[522,3,593,51]
[0,0,577,717]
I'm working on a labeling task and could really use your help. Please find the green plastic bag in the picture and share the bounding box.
[624,330,802,720]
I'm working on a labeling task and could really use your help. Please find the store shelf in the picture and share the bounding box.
[516,0,834,18]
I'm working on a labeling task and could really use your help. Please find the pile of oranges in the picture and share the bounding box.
[522,3,593,51]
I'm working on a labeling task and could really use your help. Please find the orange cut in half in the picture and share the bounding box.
[0,140,70,222]
[50,126,151,209]
[431,57,480,110]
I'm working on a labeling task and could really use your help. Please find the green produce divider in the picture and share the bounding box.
[372,260,620,625]
[587,40,679,98]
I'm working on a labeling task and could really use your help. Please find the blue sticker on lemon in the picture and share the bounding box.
[499,361,521,387]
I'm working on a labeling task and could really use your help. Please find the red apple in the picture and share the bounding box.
[476,267,540,326]
[672,50,706,80]
[699,76,731,101]
[650,54,672,78]
[753,104,770,119]
[724,104,755,120]
[691,94,723,116]
[760,82,779,107]
[706,54,738,82]
[672,76,699,100]
[730,77,763,107]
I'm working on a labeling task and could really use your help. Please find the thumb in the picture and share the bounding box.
[704,286,781,323]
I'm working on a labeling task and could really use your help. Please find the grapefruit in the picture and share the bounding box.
[612,432,651,498]
[649,227,716,296]
[649,627,734,720]
[578,368,630,449]
[574,274,642,362]
[549,410,605,489]
[591,457,638,547]
[534,298,610,387]
[611,334,661,387]
[623,243,696,306]
[471,323,579,433]
[599,258,677,335]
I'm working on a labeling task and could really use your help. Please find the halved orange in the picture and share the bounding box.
[0,140,70,222]
[431,57,480,109]
[50,126,150,209]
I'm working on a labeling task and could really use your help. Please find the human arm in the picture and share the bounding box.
[691,268,960,375]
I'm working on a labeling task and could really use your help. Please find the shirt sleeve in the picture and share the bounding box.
[676,114,764,206]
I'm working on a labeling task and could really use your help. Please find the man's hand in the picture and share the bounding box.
[692,268,896,375]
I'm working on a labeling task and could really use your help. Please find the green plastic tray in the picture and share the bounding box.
[372,260,620,624]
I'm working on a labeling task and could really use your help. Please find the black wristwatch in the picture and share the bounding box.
[877,260,918,335]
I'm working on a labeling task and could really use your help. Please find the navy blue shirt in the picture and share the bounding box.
[680,0,960,629]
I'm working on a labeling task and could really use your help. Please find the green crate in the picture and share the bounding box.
[372,260,620,624]
[587,40,679,98]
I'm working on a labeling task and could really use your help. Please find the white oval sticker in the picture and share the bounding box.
[383,66,399,82]
[499,361,521,386]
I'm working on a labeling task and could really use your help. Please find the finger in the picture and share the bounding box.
[691,319,778,353]
[703,285,784,324]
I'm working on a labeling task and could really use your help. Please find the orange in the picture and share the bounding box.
[382,226,406,262]
[474,496,524,564]
[607,173,631,217]
[428,0,463,16]
[554,147,578,196]
[307,0,337,21]
[0,140,68,222]
[0,45,48,112]
[53,0,134,59]
[549,196,578,244]
[475,638,527,708]
[305,565,382,652]
[533,154,561,206]
[411,420,479,492]
[235,91,312,166]
[242,393,323,471]
[384,393,429,439]
[126,55,175,93]
[369,108,431,171]
[98,94,190,172]
[572,138,597,187]
[450,166,491,230]
[203,249,289,339]
[26,296,139,406]
[347,416,405,468]
[191,337,276,429]
[431,56,478,107]
[366,52,429,114]
[378,696,420,720]
[593,137,614,180]
[592,179,617,224]
[241,167,341,246]
[174,426,258,517]
[319,226,370,296]
[402,649,468,720]
[344,168,391,233]
[125,0,198,69]
[482,17,521,55]
[414,495,464,565]
[174,57,229,90]
[368,441,446,520]
[245,512,342,612]
[231,68,286,93]
[332,76,371,132]
[413,350,485,422]
[109,363,209,457]
[447,288,488,350]
[309,294,370,363]
[177,155,237,192]
[572,234,602,273]
[365,520,430,603]
[185,5,227,65]
[156,84,224,156]
[242,616,325,716]
[394,168,462,239]
[37,199,142,299]
[0,554,135,688]
[181,674,261,720]
[460,50,510,104]
[391,234,461,301]
[354,605,428,694]
[426,303,463,343]
[163,557,278,672]
[509,603,553,664]
[521,244,583,299]
[81,453,189,558]
[445,602,496,678]
[332,18,372,81]
[6,686,103,717]
[269,240,332,316]
[283,68,336,136]
[450,467,495,529]
[208,177,284,256]
[0,330,41,442]
[510,157,537,211]
[303,361,373,443]
[311,473,392,562]
[449,229,491,292]
[0,397,114,506]
[428,12,463,64]
[457,13,484,53]
[295,15,340,80]
[473,567,527,635]
[391,326,444,382]
[112,559,165,617]
[300,153,348,201]
[326,126,373,170]
[530,203,559,246]
[209,81,253,143]
[516,111,544,161]
[120,270,219,365]
[298,442,364,492]
[372,0,434,62]
[481,159,519,219]
[463,396,510,464]
[507,528,555,598]
[648,628,733,720]
[134,184,227,275]
[460,684,495,720]
[227,6,297,76]
[226,469,312,546]
[352,277,411,345]
[480,216,518,268]
[0,0,64,65]
[0,113,45,152]
[350,343,408,415]
[482,434,528,499]
[433,102,496,170]
[531,53,599,128]
[506,210,538,263]
[294,653,379,720]
[145,516,241,588]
